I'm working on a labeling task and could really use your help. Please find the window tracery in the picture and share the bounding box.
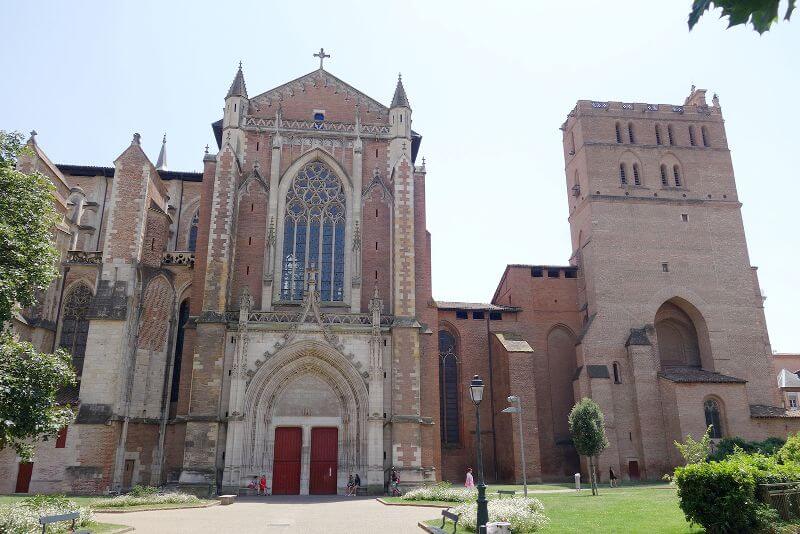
[59,283,92,376]
[439,330,460,445]
[280,162,346,301]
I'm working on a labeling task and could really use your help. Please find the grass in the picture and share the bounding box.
[423,486,703,533]
[83,521,131,533]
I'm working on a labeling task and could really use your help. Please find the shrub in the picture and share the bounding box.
[93,491,201,509]
[451,497,549,532]
[674,452,800,533]
[0,495,92,534]
[708,436,786,462]
[778,433,800,464]
[401,482,476,503]
[674,425,712,465]
[129,484,159,497]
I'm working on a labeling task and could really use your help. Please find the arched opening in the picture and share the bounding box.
[59,283,93,376]
[545,325,580,477]
[655,299,711,370]
[438,330,460,446]
[615,122,622,144]
[703,397,724,438]
[169,298,190,417]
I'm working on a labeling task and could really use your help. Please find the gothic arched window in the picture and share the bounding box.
[59,283,93,376]
[281,162,346,301]
[439,330,460,445]
[187,211,199,252]
[704,398,723,438]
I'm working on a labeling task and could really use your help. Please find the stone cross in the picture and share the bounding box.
[314,47,330,69]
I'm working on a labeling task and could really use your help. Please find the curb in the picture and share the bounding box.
[376,498,449,508]
[417,521,435,532]
[94,501,220,514]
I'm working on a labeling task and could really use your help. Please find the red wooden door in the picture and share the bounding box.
[628,460,641,481]
[15,462,33,493]
[272,427,302,495]
[309,427,338,495]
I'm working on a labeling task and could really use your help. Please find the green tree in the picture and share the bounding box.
[0,335,76,461]
[689,0,795,34]
[0,130,60,330]
[674,426,713,465]
[778,432,800,464]
[568,397,609,495]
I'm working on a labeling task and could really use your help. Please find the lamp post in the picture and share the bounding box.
[502,395,528,497]
[469,375,489,532]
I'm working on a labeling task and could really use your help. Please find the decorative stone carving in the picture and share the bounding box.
[162,251,195,268]
[65,250,103,265]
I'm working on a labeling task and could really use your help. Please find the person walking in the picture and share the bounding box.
[609,467,618,488]
[346,474,355,496]
[390,467,401,496]
[259,474,267,496]
[353,473,361,496]
[465,467,475,488]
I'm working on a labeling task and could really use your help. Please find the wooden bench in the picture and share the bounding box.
[39,511,90,534]
[218,494,236,505]
[498,489,516,498]
[428,509,460,534]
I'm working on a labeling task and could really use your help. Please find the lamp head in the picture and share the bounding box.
[469,375,485,405]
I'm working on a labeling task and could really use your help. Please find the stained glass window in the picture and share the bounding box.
[187,211,199,252]
[281,162,346,301]
[439,331,460,445]
[704,399,723,438]
[59,284,92,376]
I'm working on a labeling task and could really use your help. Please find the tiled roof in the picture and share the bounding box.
[492,332,534,353]
[435,301,518,312]
[658,367,746,384]
[750,404,800,419]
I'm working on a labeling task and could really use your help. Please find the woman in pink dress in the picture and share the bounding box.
[465,467,475,488]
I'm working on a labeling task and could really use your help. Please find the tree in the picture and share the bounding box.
[674,426,713,465]
[0,130,60,330]
[0,335,76,461]
[689,0,796,34]
[568,397,609,495]
[778,432,800,464]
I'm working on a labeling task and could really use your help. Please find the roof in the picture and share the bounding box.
[492,332,534,353]
[658,367,746,384]
[391,75,410,108]
[56,164,203,182]
[778,369,800,388]
[435,301,519,312]
[227,63,248,98]
[750,404,800,419]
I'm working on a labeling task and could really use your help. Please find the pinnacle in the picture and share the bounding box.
[391,73,410,109]
[227,62,248,98]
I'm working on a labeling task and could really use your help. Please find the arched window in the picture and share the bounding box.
[660,164,668,186]
[170,299,190,405]
[615,122,622,144]
[633,163,641,185]
[619,163,628,185]
[701,126,710,147]
[655,124,663,145]
[689,125,696,146]
[281,162,346,302]
[673,165,682,187]
[59,284,93,376]
[612,362,622,384]
[704,398,723,438]
[627,122,635,144]
[439,330,460,445]
[187,211,199,252]
[667,124,675,146]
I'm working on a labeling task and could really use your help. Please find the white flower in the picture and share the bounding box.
[401,482,477,503]
[451,497,549,532]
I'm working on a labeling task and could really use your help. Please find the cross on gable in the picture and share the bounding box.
[314,47,330,70]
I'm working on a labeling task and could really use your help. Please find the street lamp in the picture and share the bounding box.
[469,375,489,532]
[502,395,528,496]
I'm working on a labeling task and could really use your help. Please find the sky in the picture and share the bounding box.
[2,1,798,352]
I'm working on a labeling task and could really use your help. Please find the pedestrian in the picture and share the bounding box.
[259,474,267,496]
[609,467,618,488]
[465,467,475,488]
[390,467,401,496]
[353,473,361,496]
[346,474,355,496]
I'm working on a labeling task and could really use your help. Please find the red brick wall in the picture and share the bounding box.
[231,179,268,307]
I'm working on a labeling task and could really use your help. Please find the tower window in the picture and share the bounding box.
[667,125,675,146]
[612,362,621,384]
[313,112,325,121]
[681,214,688,222]
[633,163,641,186]
[655,124,662,145]
[472,311,485,320]
[619,163,628,185]
[489,311,502,321]
[660,164,668,186]
[673,165,682,187]
[661,262,669,272]
[532,267,544,277]
[256,141,260,151]
[248,236,252,245]
[615,122,622,144]
[689,125,696,146]
[455,310,468,319]
[701,126,710,147]
[627,122,635,143]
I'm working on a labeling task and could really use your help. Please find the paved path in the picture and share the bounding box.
[95,496,439,533]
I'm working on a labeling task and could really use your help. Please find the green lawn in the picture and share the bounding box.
[424,486,702,533]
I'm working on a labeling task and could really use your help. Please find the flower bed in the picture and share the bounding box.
[451,497,549,532]
[92,491,201,509]
[0,495,93,534]
[401,482,477,503]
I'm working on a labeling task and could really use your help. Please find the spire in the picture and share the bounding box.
[227,61,248,98]
[391,73,410,108]
[156,133,168,171]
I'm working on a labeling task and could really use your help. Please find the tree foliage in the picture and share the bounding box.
[709,435,785,461]
[568,397,609,495]
[0,334,76,461]
[777,432,800,464]
[689,0,796,34]
[0,130,60,330]
[675,426,713,465]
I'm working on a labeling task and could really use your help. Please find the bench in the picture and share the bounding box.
[39,511,90,534]
[356,486,368,496]
[218,494,236,505]
[428,509,460,534]
[498,489,516,498]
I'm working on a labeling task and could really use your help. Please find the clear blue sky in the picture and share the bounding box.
[2,1,798,352]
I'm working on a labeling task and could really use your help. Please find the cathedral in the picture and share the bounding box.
[3,55,799,496]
